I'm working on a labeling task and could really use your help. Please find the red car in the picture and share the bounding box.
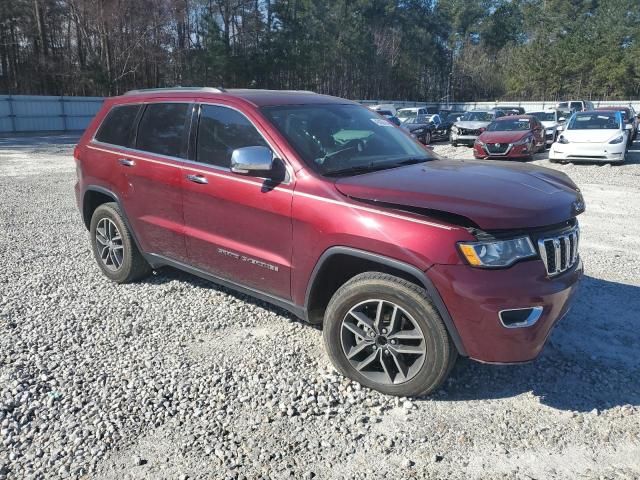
[75,88,584,397]
[474,115,546,160]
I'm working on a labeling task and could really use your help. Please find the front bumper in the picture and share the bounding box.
[450,133,477,145]
[428,259,583,363]
[549,142,625,162]
[473,142,533,159]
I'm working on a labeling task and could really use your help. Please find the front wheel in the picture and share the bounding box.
[322,273,457,397]
[423,131,432,145]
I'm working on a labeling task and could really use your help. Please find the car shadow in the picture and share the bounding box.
[436,275,640,412]
[143,268,638,412]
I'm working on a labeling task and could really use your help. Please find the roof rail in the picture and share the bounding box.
[124,86,225,95]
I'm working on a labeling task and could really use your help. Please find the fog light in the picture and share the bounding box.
[498,306,543,328]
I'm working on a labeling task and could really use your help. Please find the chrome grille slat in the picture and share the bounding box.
[537,226,580,277]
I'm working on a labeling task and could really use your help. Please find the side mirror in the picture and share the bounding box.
[456,116,461,121]
[230,146,274,174]
[624,123,633,131]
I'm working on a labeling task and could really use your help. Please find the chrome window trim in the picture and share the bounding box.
[90,100,294,185]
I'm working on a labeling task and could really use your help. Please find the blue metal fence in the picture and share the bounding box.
[1,94,639,134]
[0,95,104,133]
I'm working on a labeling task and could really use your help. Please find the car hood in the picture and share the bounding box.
[561,129,622,143]
[455,121,491,130]
[478,130,529,144]
[541,121,558,129]
[334,160,584,230]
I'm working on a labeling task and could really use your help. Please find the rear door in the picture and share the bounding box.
[181,103,293,299]
[117,102,191,261]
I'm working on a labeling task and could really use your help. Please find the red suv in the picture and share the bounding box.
[75,88,585,397]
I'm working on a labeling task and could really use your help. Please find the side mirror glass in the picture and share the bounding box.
[230,146,274,174]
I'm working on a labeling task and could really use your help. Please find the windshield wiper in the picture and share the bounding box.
[324,157,428,177]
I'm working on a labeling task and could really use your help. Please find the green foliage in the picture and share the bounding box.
[0,0,638,99]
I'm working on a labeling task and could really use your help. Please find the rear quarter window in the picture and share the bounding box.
[136,103,190,158]
[94,104,141,146]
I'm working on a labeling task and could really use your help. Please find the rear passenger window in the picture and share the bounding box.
[136,103,189,157]
[196,105,267,168]
[95,104,140,147]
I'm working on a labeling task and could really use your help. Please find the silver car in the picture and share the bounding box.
[450,110,506,146]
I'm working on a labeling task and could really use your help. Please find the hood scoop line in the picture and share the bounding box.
[349,196,479,229]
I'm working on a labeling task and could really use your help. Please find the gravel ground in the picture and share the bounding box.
[0,134,639,480]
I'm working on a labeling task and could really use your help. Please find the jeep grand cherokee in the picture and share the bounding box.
[75,87,584,397]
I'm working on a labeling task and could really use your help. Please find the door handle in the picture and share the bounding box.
[186,174,208,184]
[118,158,135,167]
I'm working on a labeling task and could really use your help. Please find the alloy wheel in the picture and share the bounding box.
[95,218,124,271]
[340,299,427,385]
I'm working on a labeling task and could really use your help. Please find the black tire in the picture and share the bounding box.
[424,131,432,145]
[89,202,152,283]
[322,272,457,397]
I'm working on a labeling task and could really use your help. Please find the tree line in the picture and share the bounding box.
[1,0,639,101]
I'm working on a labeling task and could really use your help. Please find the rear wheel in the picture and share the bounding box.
[90,202,151,283]
[322,273,457,397]
[423,131,432,145]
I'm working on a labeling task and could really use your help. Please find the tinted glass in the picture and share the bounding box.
[196,105,268,168]
[487,118,531,131]
[136,103,189,157]
[570,102,583,111]
[530,111,555,122]
[567,112,620,130]
[261,104,433,176]
[95,104,140,146]
[461,111,493,122]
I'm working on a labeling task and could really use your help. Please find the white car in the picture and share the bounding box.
[450,110,505,146]
[529,110,568,147]
[549,111,632,164]
[397,107,433,123]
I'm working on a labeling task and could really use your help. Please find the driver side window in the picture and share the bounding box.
[196,105,267,168]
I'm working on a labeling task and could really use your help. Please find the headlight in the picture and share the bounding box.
[475,138,485,146]
[513,136,533,146]
[545,128,554,134]
[609,135,624,144]
[558,135,570,144]
[458,237,536,268]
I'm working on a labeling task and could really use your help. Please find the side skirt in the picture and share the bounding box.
[145,253,307,321]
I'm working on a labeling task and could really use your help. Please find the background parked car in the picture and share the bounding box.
[596,106,638,142]
[401,114,442,144]
[397,106,438,123]
[369,104,397,116]
[496,105,526,116]
[473,115,545,160]
[438,110,466,139]
[528,109,567,147]
[556,100,595,112]
[450,109,506,146]
[550,110,631,164]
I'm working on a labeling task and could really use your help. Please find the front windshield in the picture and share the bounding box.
[397,109,418,119]
[487,118,531,131]
[530,111,555,122]
[461,111,493,122]
[567,112,620,130]
[261,104,433,176]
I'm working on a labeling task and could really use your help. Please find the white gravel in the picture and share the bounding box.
[0,134,639,480]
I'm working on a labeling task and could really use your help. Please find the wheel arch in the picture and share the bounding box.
[82,186,152,266]
[304,247,467,356]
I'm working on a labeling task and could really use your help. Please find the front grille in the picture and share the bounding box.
[486,143,509,154]
[537,226,579,276]
[459,128,481,136]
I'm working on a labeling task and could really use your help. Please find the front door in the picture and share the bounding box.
[181,104,293,300]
